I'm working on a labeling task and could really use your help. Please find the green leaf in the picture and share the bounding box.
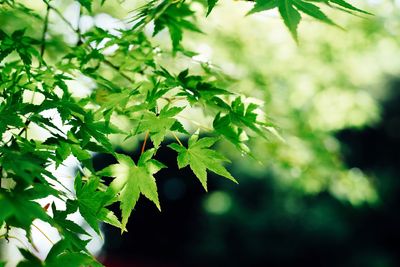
[52,202,90,251]
[47,252,102,267]
[98,150,165,231]
[247,0,277,15]
[137,105,185,148]
[1,146,54,184]
[212,97,269,154]
[0,192,52,230]
[78,0,92,12]
[150,2,202,52]
[278,0,302,41]
[229,97,267,138]
[16,249,42,267]
[171,120,189,134]
[0,112,25,136]
[55,141,71,166]
[0,195,14,223]
[168,135,237,191]
[70,144,91,161]
[207,0,219,16]
[45,240,103,267]
[293,0,335,26]
[71,112,118,152]
[74,174,120,234]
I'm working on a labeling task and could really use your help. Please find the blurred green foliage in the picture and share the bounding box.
[186,0,400,206]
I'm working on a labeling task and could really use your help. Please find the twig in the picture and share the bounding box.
[48,4,78,34]
[46,2,136,85]
[40,4,50,57]
[103,59,135,84]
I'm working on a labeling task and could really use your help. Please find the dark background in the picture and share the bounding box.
[94,79,400,267]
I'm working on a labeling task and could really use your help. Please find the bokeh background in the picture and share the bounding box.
[2,0,400,266]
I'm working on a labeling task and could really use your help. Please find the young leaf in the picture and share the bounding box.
[98,149,165,231]
[168,135,237,191]
[137,105,185,148]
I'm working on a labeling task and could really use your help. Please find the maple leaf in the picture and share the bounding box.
[97,149,165,231]
[136,105,185,148]
[74,174,121,234]
[168,134,237,191]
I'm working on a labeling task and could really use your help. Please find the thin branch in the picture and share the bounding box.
[48,4,78,34]
[47,3,136,85]
[103,59,135,84]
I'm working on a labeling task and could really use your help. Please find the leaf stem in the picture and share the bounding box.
[172,132,183,146]
[32,223,55,245]
[141,131,149,154]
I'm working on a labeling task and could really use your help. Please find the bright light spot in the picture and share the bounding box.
[204,191,232,215]
[310,89,379,131]
[80,15,95,33]
[65,73,96,98]
[192,43,213,63]
[94,13,126,36]
[330,168,379,205]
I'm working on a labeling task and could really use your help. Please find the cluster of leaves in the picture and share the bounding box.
[0,0,367,266]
